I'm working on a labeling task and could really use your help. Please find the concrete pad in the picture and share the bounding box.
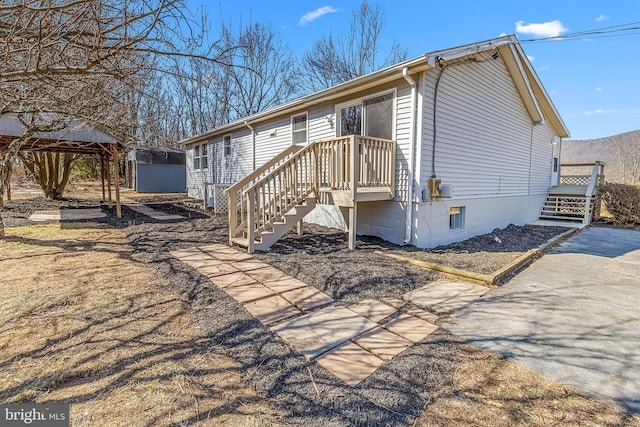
[30,208,106,221]
[60,208,107,220]
[197,262,239,278]
[230,259,268,271]
[263,277,307,293]
[448,226,640,413]
[209,272,257,289]
[352,327,412,361]
[405,307,439,324]
[244,266,290,283]
[243,295,301,325]
[383,314,438,343]
[271,305,377,360]
[404,280,489,313]
[223,282,276,304]
[316,341,385,385]
[280,286,334,312]
[348,299,397,323]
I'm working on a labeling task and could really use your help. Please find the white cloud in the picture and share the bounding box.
[583,109,615,116]
[515,20,568,38]
[527,55,535,62]
[499,32,508,37]
[595,14,610,22]
[299,6,339,26]
[596,87,603,92]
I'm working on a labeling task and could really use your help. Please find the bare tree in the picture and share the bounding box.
[0,0,220,237]
[302,0,408,92]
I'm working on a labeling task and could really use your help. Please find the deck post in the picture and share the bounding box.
[106,154,112,209]
[348,135,358,250]
[113,145,121,218]
[100,155,106,202]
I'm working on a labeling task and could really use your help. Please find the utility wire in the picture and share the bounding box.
[521,21,640,43]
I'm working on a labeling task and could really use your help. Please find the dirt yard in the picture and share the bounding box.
[1,186,638,426]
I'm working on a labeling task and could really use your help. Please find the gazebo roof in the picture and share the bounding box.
[0,114,122,155]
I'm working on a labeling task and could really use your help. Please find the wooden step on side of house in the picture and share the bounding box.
[538,193,594,224]
[231,198,317,252]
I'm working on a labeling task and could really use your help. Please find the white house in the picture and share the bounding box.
[181,35,572,253]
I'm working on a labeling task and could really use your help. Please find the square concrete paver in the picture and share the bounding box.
[383,313,438,343]
[405,307,439,324]
[209,272,257,289]
[352,327,412,361]
[262,277,307,293]
[222,282,276,304]
[244,266,290,283]
[197,262,239,278]
[271,305,377,360]
[211,251,254,262]
[243,295,301,325]
[170,248,203,260]
[232,259,269,272]
[281,286,334,312]
[404,280,489,313]
[381,297,406,309]
[348,299,397,323]
[316,341,385,385]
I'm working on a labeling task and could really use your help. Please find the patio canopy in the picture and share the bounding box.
[0,113,124,217]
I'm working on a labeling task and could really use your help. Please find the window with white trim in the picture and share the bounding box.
[223,134,232,157]
[337,91,394,139]
[193,143,208,170]
[291,113,308,144]
[449,206,465,230]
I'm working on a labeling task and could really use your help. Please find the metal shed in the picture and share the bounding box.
[126,146,186,193]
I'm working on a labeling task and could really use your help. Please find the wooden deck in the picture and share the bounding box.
[549,185,588,196]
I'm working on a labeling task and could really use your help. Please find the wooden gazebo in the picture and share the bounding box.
[0,114,124,217]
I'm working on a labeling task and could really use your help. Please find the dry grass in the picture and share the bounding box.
[0,223,279,426]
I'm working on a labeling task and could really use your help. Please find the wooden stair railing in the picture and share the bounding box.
[539,161,605,224]
[228,136,396,253]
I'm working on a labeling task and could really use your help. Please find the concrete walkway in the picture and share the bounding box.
[172,244,460,385]
[447,226,640,414]
[122,199,184,220]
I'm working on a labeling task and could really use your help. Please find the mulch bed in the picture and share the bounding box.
[1,197,572,426]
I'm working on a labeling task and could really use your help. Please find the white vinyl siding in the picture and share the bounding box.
[420,52,552,198]
[186,141,211,199]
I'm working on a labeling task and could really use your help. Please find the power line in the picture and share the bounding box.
[521,21,640,43]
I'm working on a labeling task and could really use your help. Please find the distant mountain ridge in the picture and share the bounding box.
[562,129,640,183]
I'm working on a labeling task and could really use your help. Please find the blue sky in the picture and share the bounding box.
[191,1,639,140]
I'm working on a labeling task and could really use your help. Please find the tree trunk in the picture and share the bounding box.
[19,151,78,198]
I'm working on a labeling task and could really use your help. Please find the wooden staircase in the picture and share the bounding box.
[538,161,605,225]
[225,136,396,253]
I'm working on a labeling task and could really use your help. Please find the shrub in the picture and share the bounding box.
[599,183,640,225]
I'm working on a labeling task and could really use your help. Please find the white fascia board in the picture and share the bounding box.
[426,35,517,67]
[512,42,570,137]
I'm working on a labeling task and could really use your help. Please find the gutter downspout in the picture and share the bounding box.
[402,67,418,245]
[244,121,256,170]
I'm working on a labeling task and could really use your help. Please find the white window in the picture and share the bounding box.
[337,91,394,139]
[292,113,308,144]
[223,134,232,157]
[193,144,208,170]
[449,207,465,230]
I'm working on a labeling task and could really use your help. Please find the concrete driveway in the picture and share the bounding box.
[446,226,640,414]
